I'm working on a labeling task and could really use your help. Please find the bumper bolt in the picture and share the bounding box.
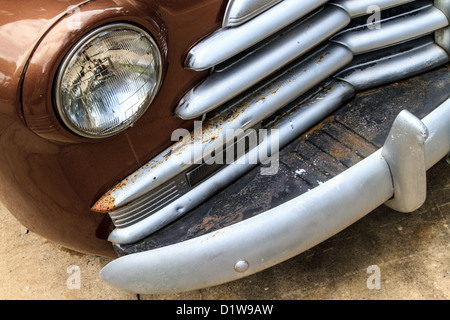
[234,260,249,273]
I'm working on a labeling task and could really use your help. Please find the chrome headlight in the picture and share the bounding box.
[55,23,162,138]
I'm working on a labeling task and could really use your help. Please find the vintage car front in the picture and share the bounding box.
[0,0,449,294]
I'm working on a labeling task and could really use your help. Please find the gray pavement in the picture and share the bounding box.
[0,158,448,300]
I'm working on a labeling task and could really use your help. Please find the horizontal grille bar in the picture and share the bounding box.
[185,0,329,71]
[332,5,448,54]
[336,37,450,90]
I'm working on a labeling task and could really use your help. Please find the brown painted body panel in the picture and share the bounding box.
[0,0,225,256]
[0,0,91,118]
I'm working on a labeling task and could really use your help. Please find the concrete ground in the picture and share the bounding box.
[0,158,448,300]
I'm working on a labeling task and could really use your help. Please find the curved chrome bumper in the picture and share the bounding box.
[100,98,450,294]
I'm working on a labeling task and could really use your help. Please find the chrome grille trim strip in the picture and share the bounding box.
[185,0,329,71]
[331,5,448,54]
[223,0,283,27]
[113,188,180,226]
[109,180,186,228]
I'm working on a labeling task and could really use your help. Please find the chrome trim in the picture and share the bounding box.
[331,5,448,55]
[105,41,449,245]
[382,111,428,213]
[422,98,450,170]
[109,180,185,228]
[336,39,450,90]
[223,0,283,27]
[185,0,329,71]
[99,98,450,294]
[176,4,449,120]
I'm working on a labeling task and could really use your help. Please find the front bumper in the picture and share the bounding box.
[99,89,450,294]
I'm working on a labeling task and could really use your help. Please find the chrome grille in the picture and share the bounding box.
[95,0,450,244]
[176,0,448,119]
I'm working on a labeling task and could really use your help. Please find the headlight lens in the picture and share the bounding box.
[55,23,162,138]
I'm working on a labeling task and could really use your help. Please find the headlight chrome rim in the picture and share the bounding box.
[54,23,163,139]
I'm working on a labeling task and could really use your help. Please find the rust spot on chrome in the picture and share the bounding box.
[316,51,330,64]
[91,193,117,213]
[91,177,133,213]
